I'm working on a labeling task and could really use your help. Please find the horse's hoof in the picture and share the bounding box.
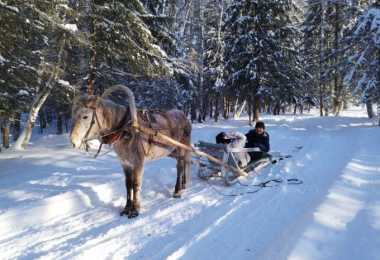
[173,191,182,198]
[128,210,139,218]
[120,209,128,216]
[120,207,132,216]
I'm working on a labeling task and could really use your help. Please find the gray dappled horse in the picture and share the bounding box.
[70,85,192,218]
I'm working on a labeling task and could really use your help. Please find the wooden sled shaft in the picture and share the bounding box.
[134,125,248,177]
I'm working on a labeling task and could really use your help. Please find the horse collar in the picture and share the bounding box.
[100,110,130,145]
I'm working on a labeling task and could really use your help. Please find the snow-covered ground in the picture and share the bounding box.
[0,107,379,260]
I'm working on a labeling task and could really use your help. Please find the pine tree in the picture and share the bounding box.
[224,0,302,123]
[303,0,329,116]
[344,1,380,125]
[90,0,171,85]
[203,0,225,121]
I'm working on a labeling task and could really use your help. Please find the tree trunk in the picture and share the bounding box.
[366,100,374,118]
[319,0,325,117]
[332,3,342,116]
[234,100,246,119]
[14,89,52,150]
[214,95,220,122]
[56,112,63,135]
[39,110,47,134]
[77,0,94,93]
[64,113,70,133]
[248,100,253,125]
[1,118,10,149]
[191,100,197,123]
[12,112,21,141]
[209,98,213,119]
[254,96,260,121]
[223,97,229,119]
[14,38,66,150]
[201,93,209,122]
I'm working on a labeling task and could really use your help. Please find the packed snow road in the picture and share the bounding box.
[0,108,379,260]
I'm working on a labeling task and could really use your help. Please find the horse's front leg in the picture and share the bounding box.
[120,165,133,217]
[130,164,144,218]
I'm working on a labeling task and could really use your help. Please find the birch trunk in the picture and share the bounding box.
[14,40,66,150]
[14,90,52,150]
[234,100,246,119]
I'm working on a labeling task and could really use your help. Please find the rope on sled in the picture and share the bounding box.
[206,178,303,197]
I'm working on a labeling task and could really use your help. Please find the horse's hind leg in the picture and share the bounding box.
[174,150,191,197]
[181,128,192,190]
[174,155,185,198]
[182,149,191,189]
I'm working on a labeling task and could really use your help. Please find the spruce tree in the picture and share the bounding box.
[224,0,302,122]
[344,2,380,125]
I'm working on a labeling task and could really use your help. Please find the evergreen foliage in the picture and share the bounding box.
[224,0,302,118]
[344,2,380,104]
[1,0,380,149]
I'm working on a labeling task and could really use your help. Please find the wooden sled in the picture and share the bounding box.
[193,141,273,186]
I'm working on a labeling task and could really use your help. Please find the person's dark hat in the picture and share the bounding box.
[216,131,231,144]
[255,121,265,129]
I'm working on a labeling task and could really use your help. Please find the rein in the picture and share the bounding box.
[207,178,303,197]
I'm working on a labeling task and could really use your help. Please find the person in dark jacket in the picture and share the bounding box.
[245,121,270,161]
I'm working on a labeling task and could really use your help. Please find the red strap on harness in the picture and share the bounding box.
[101,131,124,145]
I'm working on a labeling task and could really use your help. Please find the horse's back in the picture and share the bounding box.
[147,109,190,132]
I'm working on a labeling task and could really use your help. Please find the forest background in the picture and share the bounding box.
[1,0,380,151]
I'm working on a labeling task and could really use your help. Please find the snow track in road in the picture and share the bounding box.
[0,108,379,259]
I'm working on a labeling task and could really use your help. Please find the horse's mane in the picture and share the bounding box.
[101,85,138,126]
[102,85,132,107]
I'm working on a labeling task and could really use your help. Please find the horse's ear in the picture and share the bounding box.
[86,95,99,110]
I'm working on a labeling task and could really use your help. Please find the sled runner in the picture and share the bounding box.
[194,141,280,185]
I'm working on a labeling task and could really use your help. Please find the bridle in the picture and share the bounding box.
[81,108,103,153]
[80,106,131,158]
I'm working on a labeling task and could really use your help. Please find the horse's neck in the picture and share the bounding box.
[97,100,128,130]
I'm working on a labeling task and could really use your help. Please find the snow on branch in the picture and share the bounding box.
[25,4,89,47]
[0,1,19,13]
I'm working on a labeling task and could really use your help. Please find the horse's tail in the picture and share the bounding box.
[102,85,138,126]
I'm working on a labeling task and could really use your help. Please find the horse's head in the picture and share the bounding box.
[70,85,138,150]
[70,95,101,149]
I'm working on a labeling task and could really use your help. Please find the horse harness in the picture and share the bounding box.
[83,108,177,158]
[138,110,170,155]
[82,108,130,157]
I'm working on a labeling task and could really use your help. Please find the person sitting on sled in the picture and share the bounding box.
[215,131,250,167]
[245,121,270,161]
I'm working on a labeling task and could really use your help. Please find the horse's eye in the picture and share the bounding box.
[83,116,88,120]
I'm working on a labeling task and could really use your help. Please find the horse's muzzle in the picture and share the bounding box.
[70,134,81,149]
